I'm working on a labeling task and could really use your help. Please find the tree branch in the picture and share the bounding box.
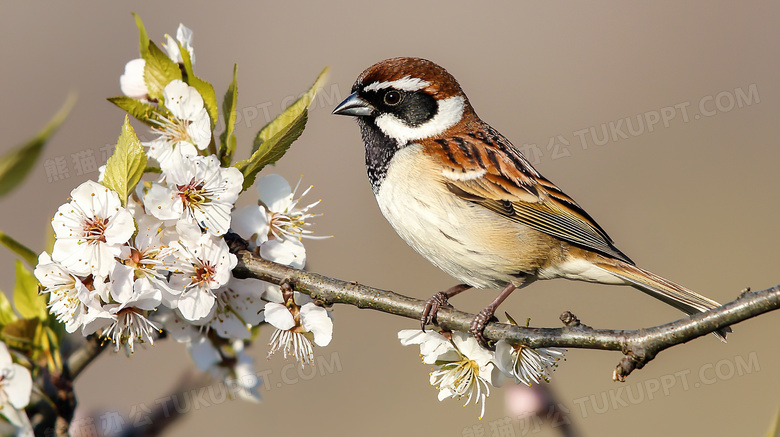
[30,335,108,436]
[230,243,780,381]
[62,335,107,381]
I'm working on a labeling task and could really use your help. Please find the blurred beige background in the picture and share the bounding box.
[1,1,779,436]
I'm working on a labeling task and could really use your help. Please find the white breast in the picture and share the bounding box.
[375,144,522,289]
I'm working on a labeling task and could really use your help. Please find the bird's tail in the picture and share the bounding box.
[594,261,731,341]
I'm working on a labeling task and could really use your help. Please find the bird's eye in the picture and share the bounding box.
[383,90,401,106]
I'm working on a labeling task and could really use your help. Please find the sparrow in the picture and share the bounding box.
[333,57,729,348]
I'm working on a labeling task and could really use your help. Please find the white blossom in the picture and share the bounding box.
[145,153,243,236]
[265,299,332,368]
[167,230,237,321]
[81,278,162,353]
[259,238,306,269]
[398,329,458,364]
[401,330,497,419]
[194,339,263,402]
[494,341,566,386]
[120,23,195,103]
[159,317,263,403]
[114,216,177,305]
[232,174,325,251]
[119,58,149,101]
[185,332,223,371]
[144,80,210,167]
[163,23,195,66]
[0,342,33,433]
[34,252,93,333]
[216,341,262,403]
[51,180,135,277]
[208,277,266,340]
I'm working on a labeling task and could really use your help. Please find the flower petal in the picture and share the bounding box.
[264,302,295,330]
[398,329,456,364]
[300,303,333,347]
[129,278,164,311]
[186,108,212,150]
[163,80,204,122]
[6,363,32,409]
[81,306,116,336]
[231,205,270,245]
[261,283,283,303]
[260,238,306,269]
[452,332,493,365]
[0,404,31,430]
[230,350,263,403]
[144,183,182,221]
[188,336,221,371]
[256,174,293,213]
[120,58,148,100]
[224,278,266,326]
[0,342,13,369]
[109,263,135,303]
[177,289,216,322]
[494,340,516,379]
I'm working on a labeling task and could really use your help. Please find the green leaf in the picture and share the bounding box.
[132,12,151,59]
[13,260,46,321]
[1,318,40,351]
[0,93,76,198]
[107,96,161,127]
[234,109,308,192]
[143,41,182,102]
[0,291,18,326]
[253,66,329,153]
[0,231,38,267]
[177,41,218,130]
[41,325,62,373]
[218,64,239,166]
[101,116,147,206]
[232,67,328,192]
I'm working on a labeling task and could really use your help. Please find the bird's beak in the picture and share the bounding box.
[332,92,375,117]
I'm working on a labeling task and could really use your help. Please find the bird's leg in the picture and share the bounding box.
[470,283,517,350]
[421,284,472,331]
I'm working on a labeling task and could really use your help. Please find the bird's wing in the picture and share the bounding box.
[424,126,633,264]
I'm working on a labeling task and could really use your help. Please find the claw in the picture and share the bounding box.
[421,292,452,331]
[469,283,518,349]
[420,284,471,332]
[469,307,498,350]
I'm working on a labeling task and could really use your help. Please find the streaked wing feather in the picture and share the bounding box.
[426,127,633,264]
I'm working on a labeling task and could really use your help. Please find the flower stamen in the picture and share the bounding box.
[83,217,109,244]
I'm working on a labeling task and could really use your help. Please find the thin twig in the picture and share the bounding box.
[231,243,780,380]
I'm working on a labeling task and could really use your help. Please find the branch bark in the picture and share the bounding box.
[31,336,108,437]
[231,243,780,381]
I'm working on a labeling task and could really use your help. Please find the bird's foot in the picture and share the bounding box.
[469,306,499,350]
[420,284,471,332]
[421,292,453,331]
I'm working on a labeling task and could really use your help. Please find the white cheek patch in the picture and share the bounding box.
[375,95,465,144]
[442,168,486,181]
[364,76,430,92]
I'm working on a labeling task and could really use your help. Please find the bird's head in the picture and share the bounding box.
[333,57,475,145]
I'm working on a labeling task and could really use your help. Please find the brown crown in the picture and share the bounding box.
[356,57,465,100]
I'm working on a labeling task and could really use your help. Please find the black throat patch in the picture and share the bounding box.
[357,118,401,194]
